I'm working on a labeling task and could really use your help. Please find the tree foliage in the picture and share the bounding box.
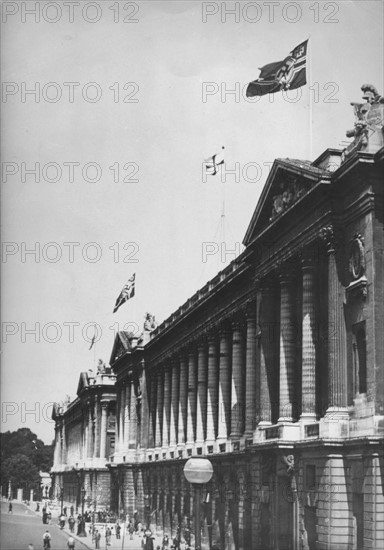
[0,428,54,494]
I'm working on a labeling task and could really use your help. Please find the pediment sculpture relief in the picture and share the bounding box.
[270,178,306,221]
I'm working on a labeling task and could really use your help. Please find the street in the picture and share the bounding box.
[0,502,90,550]
[1,502,157,550]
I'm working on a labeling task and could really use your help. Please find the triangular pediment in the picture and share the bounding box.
[243,158,327,246]
[109,331,134,366]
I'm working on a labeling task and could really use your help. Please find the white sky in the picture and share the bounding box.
[1,0,383,443]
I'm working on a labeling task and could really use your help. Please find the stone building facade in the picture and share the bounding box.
[52,86,384,549]
[51,367,117,511]
[107,87,384,550]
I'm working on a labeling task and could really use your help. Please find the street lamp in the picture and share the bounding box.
[60,486,64,516]
[78,486,87,537]
[183,458,213,550]
[144,494,150,528]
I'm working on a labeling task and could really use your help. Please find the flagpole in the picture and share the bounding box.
[93,325,96,367]
[308,34,313,160]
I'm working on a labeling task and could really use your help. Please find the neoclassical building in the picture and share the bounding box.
[51,365,117,511]
[53,85,383,550]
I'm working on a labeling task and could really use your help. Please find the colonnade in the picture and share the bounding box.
[82,398,111,460]
[113,235,348,458]
[115,378,138,458]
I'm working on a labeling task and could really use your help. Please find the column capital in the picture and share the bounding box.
[319,224,341,254]
[243,300,256,320]
[301,248,316,270]
[187,345,197,357]
[207,329,217,343]
[219,319,231,335]
[259,276,278,293]
[231,319,242,332]
[197,334,208,349]
[278,266,297,285]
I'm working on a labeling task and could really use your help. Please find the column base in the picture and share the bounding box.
[185,442,195,457]
[167,445,177,459]
[320,408,349,438]
[300,414,319,439]
[254,421,272,442]
[194,440,205,455]
[176,444,185,458]
[215,439,230,453]
[146,448,154,461]
[255,422,300,441]
[204,440,215,455]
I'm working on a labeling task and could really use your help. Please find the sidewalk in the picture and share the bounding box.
[26,502,164,550]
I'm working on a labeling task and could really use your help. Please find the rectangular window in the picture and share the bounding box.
[305,465,316,490]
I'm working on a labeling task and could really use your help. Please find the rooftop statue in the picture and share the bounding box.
[96,358,106,374]
[342,84,384,162]
[143,312,158,332]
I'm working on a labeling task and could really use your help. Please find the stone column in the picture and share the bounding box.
[84,413,89,460]
[139,371,149,453]
[169,359,179,448]
[93,396,99,458]
[100,401,108,459]
[186,348,197,446]
[129,381,137,451]
[118,386,125,454]
[217,326,231,443]
[321,226,348,417]
[258,283,276,426]
[244,304,257,435]
[155,369,164,449]
[278,270,297,422]
[87,402,93,458]
[148,373,157,450]
[300,253,317,421]
[231,321,244,438]
[162,365,172,450]
[178,354,188,447]
[123,382,130,452]
[54,426,60,466]
[114,388,120,455]
[206,332,219,446]
[196,340,208,446]
[61,423,67,465]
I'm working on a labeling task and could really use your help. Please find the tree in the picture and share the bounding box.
[0,428,54,498]
[1,454,40,498]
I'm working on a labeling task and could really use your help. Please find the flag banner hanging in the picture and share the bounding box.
[113,273,135,313]
[204,146,225,176]
[246,39,308,97]
[89,334,96,351]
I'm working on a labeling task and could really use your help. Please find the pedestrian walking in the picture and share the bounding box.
[105,526,112,546]
[60,513,66,529]
[115,522,121,539]
[67,535,75,549]
[68,515,75,533]
[8,501,13,513]
[144,529,154,550]
[42,530,51,549]
[95,530,101,549]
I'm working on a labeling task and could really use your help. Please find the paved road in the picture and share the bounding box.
[0,502,90,550]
